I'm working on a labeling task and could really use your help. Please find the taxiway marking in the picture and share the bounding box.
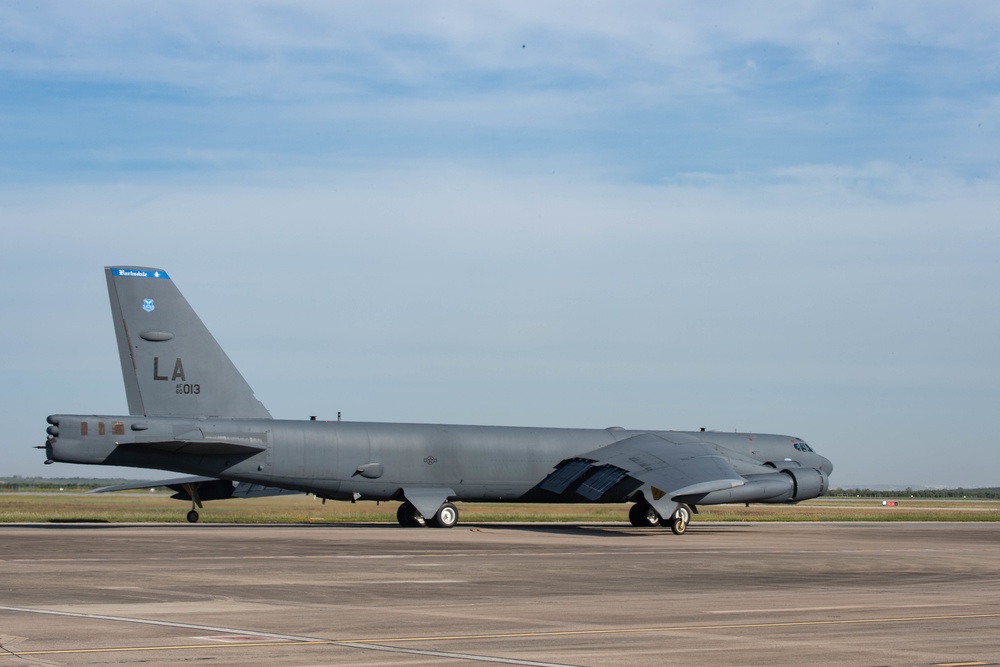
[5,605,1000,645]
[3,605,998,665]
[0,606,577,666]
[346,612,1000,644]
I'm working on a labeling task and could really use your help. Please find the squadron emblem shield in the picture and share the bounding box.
[143,299,155,313]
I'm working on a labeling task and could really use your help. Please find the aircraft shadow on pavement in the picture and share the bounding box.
[5,520,754,535]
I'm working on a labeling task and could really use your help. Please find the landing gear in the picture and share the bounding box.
[660,503,691,535]
[629,499,692,534]
[182,482,204,524]
[430,502,458,528]
[396,501,459,528]
[396,502,424,527]
[628,500,661,527]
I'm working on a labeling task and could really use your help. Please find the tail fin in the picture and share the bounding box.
[105,266,272,419]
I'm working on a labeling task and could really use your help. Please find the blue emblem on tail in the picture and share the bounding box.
[143,299,155,313]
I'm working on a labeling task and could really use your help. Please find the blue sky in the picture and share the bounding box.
[2,2,999,487]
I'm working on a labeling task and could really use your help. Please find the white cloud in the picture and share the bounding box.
[4,3,998,100]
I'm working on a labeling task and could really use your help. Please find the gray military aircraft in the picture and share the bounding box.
[43,266,833,532]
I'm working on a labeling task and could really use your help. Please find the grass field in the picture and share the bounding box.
[2,492,999,524]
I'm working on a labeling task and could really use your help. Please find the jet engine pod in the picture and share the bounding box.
[676,472,794,505]
[781,467,829,501]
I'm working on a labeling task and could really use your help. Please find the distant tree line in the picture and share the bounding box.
[828,487,1000,499]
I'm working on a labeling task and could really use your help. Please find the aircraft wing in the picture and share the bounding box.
[88,475,220,494]
[538,432,745,502]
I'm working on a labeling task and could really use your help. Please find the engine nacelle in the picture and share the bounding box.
[781,466,829,502]
[678,467,829,506]
[678,472,792,505]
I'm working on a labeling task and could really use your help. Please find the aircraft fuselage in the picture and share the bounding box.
[46,414,833,505]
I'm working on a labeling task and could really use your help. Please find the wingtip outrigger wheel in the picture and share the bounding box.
[668,503,691,535]
[182,482,203,524]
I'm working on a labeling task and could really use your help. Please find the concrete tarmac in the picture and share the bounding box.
[1,521,998,666]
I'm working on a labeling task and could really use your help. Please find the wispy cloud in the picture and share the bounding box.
[3,3,1000,182]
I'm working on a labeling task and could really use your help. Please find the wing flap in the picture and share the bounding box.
[538,459,595,494]
[576,465,630,501]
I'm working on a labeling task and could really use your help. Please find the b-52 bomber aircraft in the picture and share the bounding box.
[43,266,833,533]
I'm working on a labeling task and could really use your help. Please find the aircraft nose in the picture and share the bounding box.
[819,456,834,476]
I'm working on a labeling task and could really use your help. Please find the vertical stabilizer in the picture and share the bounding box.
[106,266,272,419]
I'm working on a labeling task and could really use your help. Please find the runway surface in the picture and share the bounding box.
[1,521,998,666]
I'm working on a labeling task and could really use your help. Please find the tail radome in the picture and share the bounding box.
[105,266,272,419]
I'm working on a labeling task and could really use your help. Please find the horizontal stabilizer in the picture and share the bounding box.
[115,440,265,456]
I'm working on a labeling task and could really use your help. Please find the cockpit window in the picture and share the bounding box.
[793,441,814,452]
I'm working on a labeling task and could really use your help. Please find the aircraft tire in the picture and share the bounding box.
[396,502,422,527]
[430,502,458,528]
[186,510,199,524]
[629,501,661,527]
[669,504,691,535]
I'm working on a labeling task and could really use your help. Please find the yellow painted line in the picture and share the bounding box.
[935,663,990,666]
[342,612,1000,644]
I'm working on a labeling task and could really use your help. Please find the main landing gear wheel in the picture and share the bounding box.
[663,503,691,535]
[182,482,203,524]
[396,502,424,527]
[430,502,458,528]
[628,501,661,527]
